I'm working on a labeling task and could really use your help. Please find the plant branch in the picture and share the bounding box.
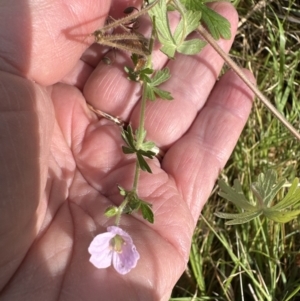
[197,25,300,141]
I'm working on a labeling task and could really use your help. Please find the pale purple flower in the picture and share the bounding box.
[88,226,140,275]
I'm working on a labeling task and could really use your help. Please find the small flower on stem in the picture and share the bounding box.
[88,226,140,275]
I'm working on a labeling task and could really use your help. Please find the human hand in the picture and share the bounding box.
[0,1,254,300]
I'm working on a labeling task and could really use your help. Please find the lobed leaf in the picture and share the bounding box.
[218,179,256,211]
[263,208,300,223]
[177,39,206,55]
[218,170,300,225]
[180,0,231,40]
[140,141,156,151]
[173,10,202,44]
[251,170,286,207]
[151,68,171,86]
[149,0,204,58]
[144,68,174,101]
[140,202,154,223]
[272,177,300,210]
[215,210,262,225]
[149,0,176,57]
[137,153,152,173]
[214,210,262,220]
[199,4,231,40]
[151,87,173,100]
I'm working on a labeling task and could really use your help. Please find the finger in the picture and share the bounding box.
[60,59,95,90]
[82,0,146,68]
[0,0,111,85]
[61,0,147,88]
[82,11,179,120]
[163,69,255,224]
[50,80,129,190]
[0,71,54,285]
[80,43,111,68]
[130,2,239,148]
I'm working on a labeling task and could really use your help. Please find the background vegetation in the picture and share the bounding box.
[171,0,300,300]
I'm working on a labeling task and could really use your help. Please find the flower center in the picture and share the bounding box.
[110,234,126,253]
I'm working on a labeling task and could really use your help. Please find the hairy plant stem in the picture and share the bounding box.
[116,197,129,226]
[132,17,156,192]
[197,25,300,141]
[133,160,141,192]
[133,82,148,192]
[136,83,148,148]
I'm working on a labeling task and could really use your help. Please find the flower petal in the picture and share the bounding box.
[112,236,140,275]
[88,232,115,253]
[88,227,140,273]
[107,226,132,240]
[88,232,115,269]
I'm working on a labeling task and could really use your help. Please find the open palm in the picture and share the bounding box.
[0,1,254,300]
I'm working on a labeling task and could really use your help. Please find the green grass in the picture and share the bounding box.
[171,1,300,300]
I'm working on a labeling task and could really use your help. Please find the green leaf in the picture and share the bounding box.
[215,210,262,225]
[251,170,286,207]
[139,149,156,159]
[199,4,231,40]
[139,140,159,157]
[142,68,154,75]
[121,125,135,150]
[160,44,177,58]
[122,146,135,154]
[140,202,154,223]
[125,55,154,82]
[137,153,152,173]
[140,141,156,151]
[181,0,231,40]
[224,213,262,225]
[272,177,300,210]
[218,179,256,211]
[149,0,203,58]
[152,87,173,100]
[144,68,173,101]
[264,208,300,223]
[217,170,300,225]
[124,66,140,82]
[121,125,156,173]
[135,70,153,84]
[150,0,174,42]
[124,196,141,214]
[135,128,147,143]
[180,0,203,10]
[145,83,156,101]
[116,187,154,223]
[214,210,262,220]
[151,68,171,86]
[149,0,176,57]
[177,39,206,55]
[173,10,202,44]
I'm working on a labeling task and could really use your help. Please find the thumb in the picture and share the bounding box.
[0,0,111,85]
